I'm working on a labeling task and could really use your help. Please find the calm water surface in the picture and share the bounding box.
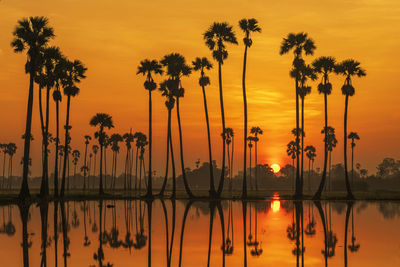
[0,199,399,266]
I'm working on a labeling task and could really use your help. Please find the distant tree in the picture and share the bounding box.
[72,150,80,189]
[250,126,263,191]
[305,145,316,192]
[348,132,360,185]
[82,135,91,191]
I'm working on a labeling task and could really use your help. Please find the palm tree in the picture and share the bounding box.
[11,16,55,199]
[72,150,80,189]
[193,57,215,197]
[222,128,234,192]
[137,59,163,198]
[239,18,261,198]
[123,132,134,191]
[287,140,299,192]
[324,127,338,191]
[250,126,263,191]
[204,22,238,197]
[60,59,87,196]
[293,62,316,193]
[110,133,123,190]
[92,144,99,189]
[36,46,62,198]
[83,135,91,191]
[247,136,256,191]
[6,143,17,190]
[103,134,110,190]
[160,53,194,198]
[134,132,148,193]
[348,132,360,186]
[0,144,7,190]
[305,145,316,192]
[280,32,316,198]
[158,80,177,197]
[336,59,366,199]
[312,56,336,199]
[90,113,114,195]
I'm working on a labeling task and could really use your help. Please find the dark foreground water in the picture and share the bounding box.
[0,198,399,266]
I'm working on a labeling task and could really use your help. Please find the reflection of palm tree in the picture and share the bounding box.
[223,200,234,255]
[239,18,261,197]
[312,56,336,199]
[344,202,354,267]
[250,206,263,257]
[204,22,238,197]
[161,199,176,266]
[40,202,49,267]
[178,201,193,267]
[348,205,360,253]
[305,202,316,236]
[336,60,366,199]
[242,201,248,267]
[137,59,163,198]
[83,201,91,247]
[12,16,55,199]
[134,201,147,250]
[18,202,31,267]
[280,32,316,198]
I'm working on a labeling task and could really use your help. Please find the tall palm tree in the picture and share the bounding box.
[110,133,123,190]
[158,80,177,197]
[305,145,316,192]
[11,16,55,199]
[193,57,216,197]
[92,144,99,189]
[222,128,234,192]
[280,32,316,198]
[239,18,261,198]
[137,59,163,198]
[36,46,62,198]
[90,113,114,195]
[348,132,360,186]
[325,127,338,191]
[134,132,148,193]
[292,62,316,193]
[247,136,256,191]
[160,53,194,198]
[250,126,263,191]
[204,22,238,197]
[72,150,80,189]
[60,59,87,196]
[83,135,91,191]
[336,59,366,199]
[312,56,336,199]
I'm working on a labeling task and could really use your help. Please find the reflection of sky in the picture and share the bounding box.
[0,200,399,266]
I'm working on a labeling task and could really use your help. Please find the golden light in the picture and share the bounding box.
[271,163,281,173]
[271,192,281,213]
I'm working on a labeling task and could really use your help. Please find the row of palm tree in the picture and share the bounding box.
[0,143,17,190]
[280,32,366,199]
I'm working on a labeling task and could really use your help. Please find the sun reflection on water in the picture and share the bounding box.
[271,192,281,213]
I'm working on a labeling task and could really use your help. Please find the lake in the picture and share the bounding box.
[0,198,399,266]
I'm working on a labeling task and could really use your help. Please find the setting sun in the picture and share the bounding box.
[271,163,281,173]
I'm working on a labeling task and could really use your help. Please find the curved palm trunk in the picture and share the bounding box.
[217,203,226,266]
[217,61,226,196]
[1,153,5,190]
[124,148,129,191]
[351,142,354,187]
[314,92,329,199]
[314,201,328,267]
[178,201,193,267]
[104,147,108,190]
[241,45,248,198]
[19,58,36,199]
[54,96,60,197]
[201,84,216,197]
[176,97,194,198]
[61,96,72,197]
[344,94,354,199]
[227,143,231,192]
[159,108,172,196]
[145,89,153,198]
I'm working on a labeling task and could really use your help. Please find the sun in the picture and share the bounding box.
[271,163,280,173]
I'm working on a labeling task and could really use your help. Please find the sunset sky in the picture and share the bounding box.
[1,0,400,177]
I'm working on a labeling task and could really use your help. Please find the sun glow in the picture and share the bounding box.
[271,193,281,213]
[271,163,280,173]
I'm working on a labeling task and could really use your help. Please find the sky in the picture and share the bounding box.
[1,0,400,177]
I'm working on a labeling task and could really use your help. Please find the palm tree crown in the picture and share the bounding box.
[335,59,366,96]
[313,56,336,95]
[239,18,261,47]
[279,32,316,58]
[137,59,163,90]
[203,22,238,63]
[192,57,213,86]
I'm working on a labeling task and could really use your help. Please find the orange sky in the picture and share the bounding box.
[1,0,400,177]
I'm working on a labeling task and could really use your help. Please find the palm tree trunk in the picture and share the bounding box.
[295,77,301,198]
[145,89,153,198]
[93,154,97,189]
[54,96,60,197]
[1,153,5,190]
[202,84,216,196]
[176,97,194,198]
[249,146,252,191]
[124,149,128,191]
[19,59,36,199]
[54,201,59,267]
[159,108,172,196]
[301,97,304,194]
[344,94,354,199]
[104,147,107,190]
[207,204,215,267]
[242,45,248,198]
[19,203,31,267]
[231,136,234,192]
[314,92,329,199]
[217,61,227,196]
[60,96,71,197]
[351,143,354,187]
[147,200,152,267]
[99,139,104,195]
[135,147,139,192]
[39,87,46,196]
[255,141,258,191]
[227,143,231,192]
[169,129,177,198]
[83,143,88,191]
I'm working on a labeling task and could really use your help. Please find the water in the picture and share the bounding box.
[0,199,399,266]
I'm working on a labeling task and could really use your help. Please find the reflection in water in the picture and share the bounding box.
[1,199,399,266]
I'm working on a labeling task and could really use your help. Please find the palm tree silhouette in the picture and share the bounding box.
[123,132,134,191]
[239,18,261,198]
[344,202,354,267]
[60,59,87,196]
[110,133,123,190]
[312,56,336,199]
[160,53,194,198]
[90,113,114,195]
[72,150,80,189]
[348,132,360,186]
[250,126,263,191]
[336,59,366,199]
[103,134,110,190]
[204,22,238,197]
[92,144,99,189]
[36,46,62,198]
[11,16,55,199]
[280,32,316,198]
[18,202,31,267]
[287,140,299,192]
[83,135,91,191]
[178,201,193,267]
[6,143,17,190]
[0,144,7,190]
[137,59,163,198]
[222,127,234,192]
[324,127,337,191]
[305,145,316,192]
[39,201,49,267]
[134,132,148,193]
[247,136,257,191]
[348,205,360,253]
[193,57,216,197]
